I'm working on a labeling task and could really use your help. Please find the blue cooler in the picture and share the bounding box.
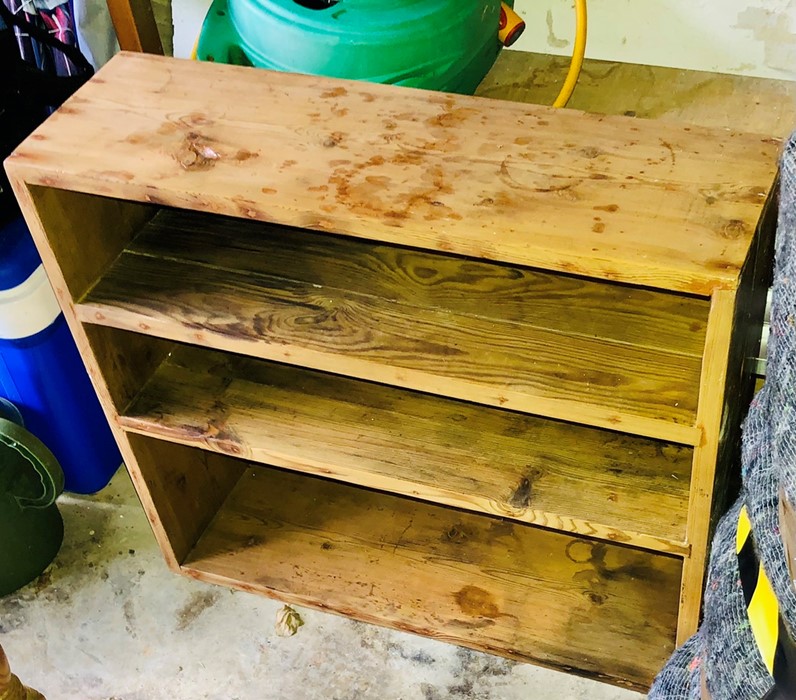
[0,216,121,493]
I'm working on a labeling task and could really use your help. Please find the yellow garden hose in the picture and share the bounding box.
[553,0,587,108]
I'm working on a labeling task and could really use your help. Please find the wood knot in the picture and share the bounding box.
[509,477,532,509]
[721,218,749,240]
[585,591,607,606]
[323,132,344,148]
[445,525,469,544]
[509,469,542,509]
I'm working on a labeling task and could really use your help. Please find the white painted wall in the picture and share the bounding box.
[172,0,796,81]
[511,0,796,80]
[173,0,212,58]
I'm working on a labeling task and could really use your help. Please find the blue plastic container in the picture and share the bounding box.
[0,217,121,493]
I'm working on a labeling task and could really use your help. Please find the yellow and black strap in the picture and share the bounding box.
[736,505,796,698]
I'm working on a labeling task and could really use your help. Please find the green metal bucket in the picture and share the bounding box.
[0,403,64,597]
[196,0,512,94]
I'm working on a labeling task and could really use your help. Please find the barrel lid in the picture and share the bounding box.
[0,398,24,426]
[0,415,64,506]
[0,217,41,291]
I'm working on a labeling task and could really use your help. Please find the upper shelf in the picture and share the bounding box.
[78,207,707,444]
[6,52,779,295]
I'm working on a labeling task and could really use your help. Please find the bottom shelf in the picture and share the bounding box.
[181,463,680,689]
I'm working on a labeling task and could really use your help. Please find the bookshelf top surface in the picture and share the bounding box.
[6,52,781,295]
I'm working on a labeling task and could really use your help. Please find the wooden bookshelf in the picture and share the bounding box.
[5,52,782,690]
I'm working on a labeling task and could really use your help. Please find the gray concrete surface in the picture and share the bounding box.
[0,468,645,700]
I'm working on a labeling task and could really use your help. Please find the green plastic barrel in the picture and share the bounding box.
[0,400,64,597]
[196,0,512,94]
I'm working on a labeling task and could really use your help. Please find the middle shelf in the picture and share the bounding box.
[118,342,692,553]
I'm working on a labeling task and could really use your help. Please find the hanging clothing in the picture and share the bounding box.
[2,0,83,75]
[0,0,92,223]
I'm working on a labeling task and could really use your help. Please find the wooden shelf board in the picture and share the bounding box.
[79,209,704,445]
[119,345,692,552]
[182,465,681,689]
[7,52,778,295]
[131,209,711,359]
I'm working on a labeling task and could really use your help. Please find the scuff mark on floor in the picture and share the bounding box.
[422,648,515,699]
[175,590,220,631]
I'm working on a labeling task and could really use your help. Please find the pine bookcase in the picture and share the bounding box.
[5,52,784,689]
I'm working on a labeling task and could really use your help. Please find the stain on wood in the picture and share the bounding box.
[454,586,503,620]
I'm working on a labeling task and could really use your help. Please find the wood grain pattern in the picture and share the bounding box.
[125,433,245,564]
[78,224,704,445]
[478,51,796,138]
[6,51,782,687]
[132,208,711,358]
[82,324,173,411]
[678,189,776,642]
[5,52,779,295]
[23,186,154,301]
[119,344,692,552]
[677,290,737,644]
[184,465,682,690]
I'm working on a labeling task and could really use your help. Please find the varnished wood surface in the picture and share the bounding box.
[677,190,778,642]
[184,466,682,689]
[23,187,154,301]
[125,434,246,564]
[478,51,796,138]
[677,290,738,643]
[6,52,779,295]
[132,209,711,358]
[79,209,704,444]
[83,324,173,412]
[120,345,692,552]
[0,644,45,699]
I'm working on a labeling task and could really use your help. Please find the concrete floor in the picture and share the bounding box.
[1,469,646,700]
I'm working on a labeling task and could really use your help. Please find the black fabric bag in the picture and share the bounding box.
[0,2,94,225]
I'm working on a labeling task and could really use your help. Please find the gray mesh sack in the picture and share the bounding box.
[649,131,796,699]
